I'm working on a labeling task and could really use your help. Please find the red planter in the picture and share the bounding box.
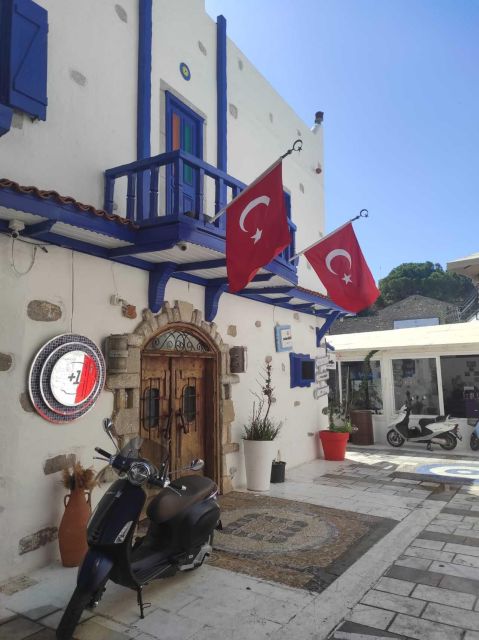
[319,430,349,461]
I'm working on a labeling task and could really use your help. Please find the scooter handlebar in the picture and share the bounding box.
[95,447,112,458]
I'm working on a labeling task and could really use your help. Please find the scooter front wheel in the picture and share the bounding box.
[471,433,479,451]
[439,433,457,451]
[387,430,405,448]
[56,586,94,640]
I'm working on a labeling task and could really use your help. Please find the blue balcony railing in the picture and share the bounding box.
[104,150,297,265]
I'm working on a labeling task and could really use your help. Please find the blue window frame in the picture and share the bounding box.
[290,352,316,388]
[165,92,204,216]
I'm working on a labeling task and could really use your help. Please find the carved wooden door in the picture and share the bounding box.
[140,354,207,476]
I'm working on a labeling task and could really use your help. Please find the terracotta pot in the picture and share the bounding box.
[318,430,349,461]
[58,488,91,567]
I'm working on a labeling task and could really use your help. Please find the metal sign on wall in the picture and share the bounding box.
[29,334,105,423]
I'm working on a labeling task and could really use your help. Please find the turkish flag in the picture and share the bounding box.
[226,161,291,292]
[304,222,379,313]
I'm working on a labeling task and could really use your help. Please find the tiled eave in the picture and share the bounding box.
[0,180,348,323]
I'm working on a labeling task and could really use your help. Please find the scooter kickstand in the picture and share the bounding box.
[137,586,151,619]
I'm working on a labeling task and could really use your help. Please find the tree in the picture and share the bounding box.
[377,262,475,307]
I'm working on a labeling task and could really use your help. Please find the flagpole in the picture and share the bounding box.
[208,139,303,223]
[288,209,369,262]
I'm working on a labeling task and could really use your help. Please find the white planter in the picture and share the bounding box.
[243,440,276,491]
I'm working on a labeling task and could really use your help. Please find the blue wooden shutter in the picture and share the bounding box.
[0,0,48,120]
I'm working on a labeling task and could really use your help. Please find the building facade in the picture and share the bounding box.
[0,0,345,580]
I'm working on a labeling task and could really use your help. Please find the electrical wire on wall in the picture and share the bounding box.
[9,235,48,277]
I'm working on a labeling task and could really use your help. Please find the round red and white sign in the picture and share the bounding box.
[50,350,99,406]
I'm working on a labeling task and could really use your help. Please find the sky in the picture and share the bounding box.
[205,0,479,283]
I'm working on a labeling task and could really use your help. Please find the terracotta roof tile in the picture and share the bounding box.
[0,179,139,229]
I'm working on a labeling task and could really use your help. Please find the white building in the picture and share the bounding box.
[330,323,479,450]
[0,0,345,580]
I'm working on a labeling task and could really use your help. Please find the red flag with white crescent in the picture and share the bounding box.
[304,222,379,313]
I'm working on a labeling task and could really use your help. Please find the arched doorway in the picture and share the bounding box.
[140,323,218,481]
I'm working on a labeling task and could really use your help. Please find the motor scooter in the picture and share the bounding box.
[386,402,462,451]
[56,419,221,640]
[469,419,479,450]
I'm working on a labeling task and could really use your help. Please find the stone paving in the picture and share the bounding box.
[2,447,479,639]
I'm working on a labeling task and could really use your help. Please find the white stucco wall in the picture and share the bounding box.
[0,0,330,580]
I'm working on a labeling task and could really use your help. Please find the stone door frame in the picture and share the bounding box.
[105,301,239,493]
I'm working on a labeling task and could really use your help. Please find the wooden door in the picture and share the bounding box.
[140,354,208,477]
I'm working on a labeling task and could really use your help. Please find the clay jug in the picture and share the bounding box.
[58,487,91,567]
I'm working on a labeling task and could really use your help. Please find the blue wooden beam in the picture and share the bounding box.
[0,189,138,243]
[21,220,55,237]
[137,0,152,221]
[149,262,177,313]
[243,286,294,295]
[205,282,228,322]
[181,258,226,271]
[316,311,341,346]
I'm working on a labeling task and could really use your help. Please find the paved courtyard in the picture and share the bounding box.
[2,445,479,639]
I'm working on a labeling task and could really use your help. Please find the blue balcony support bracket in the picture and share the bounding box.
[315,311,341,347]
[21,220,54,237]
[205,282,228,322]
[0,104,13,136]
[137,0,152,221]
[149,262,177,313]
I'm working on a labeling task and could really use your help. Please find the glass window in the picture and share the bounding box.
[146,330,209,353]
[440,355,479,419]
[341,360,382,411]
[143,388,159,430]
[392,358,439,414]
[183,385,196,422]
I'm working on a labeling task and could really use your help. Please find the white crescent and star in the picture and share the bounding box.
[239,195,270,244]
[325,249,353,285]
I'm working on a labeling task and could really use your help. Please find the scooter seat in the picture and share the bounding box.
[419,416,446,428]
[147,475,217,524]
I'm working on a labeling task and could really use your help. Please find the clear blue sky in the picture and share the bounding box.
[205,0,479,283]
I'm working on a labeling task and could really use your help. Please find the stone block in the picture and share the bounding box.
[43,453,76,475]
[171,306,181,322]
[227,325,237,337]
[175,300,193,323]
[127,333,144,347]
[0,353,12,371]
[27,300,62,322]
[0,618,43,639]
[222,475,233,494]
[390,613,462,640]
[113,408,139,435]
[162,301,174,322]
[18,527,58,554]
[106,373,139,390]
[157,312,168,329]
[126,347,140,374]
[222,442,239,455]
[192,309,202,326]
[222,399,235,424]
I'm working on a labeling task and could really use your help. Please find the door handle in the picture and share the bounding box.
[163,408,173,440]
[177,409,189,435]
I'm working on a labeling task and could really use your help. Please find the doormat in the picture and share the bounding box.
[210,492,396,593]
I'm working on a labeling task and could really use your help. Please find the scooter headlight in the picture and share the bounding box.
[128,461,151,486]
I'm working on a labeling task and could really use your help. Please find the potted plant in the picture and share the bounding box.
[58,462,97,567]
[243,361,281,491]
[319,400,353,461]
[349,350,379,445]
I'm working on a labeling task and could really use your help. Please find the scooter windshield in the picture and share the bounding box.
[120,436,144,459]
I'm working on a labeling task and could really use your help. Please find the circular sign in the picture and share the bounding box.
[29,334,106,423]
[179,62,191,81]
[50,350,98,406]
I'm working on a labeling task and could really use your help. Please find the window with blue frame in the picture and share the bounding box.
[290,352,316,388]
[0,0,48,135]
[165,92,204,216]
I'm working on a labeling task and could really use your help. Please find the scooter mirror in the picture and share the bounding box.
[190,458,204,471]
[103,418,113,433]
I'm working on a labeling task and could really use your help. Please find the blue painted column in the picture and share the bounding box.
[216,15,227,226]
[137,0,152,221]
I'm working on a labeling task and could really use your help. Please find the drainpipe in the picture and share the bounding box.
[216,15,227,221]
[137,0,152,221]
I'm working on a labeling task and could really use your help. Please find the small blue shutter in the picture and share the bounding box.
[0,0,48,120]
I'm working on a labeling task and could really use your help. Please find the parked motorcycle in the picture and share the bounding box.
[56,419,221,640]
[469,419,479,451]
[386,403,462,451]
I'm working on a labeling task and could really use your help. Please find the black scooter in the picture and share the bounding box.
[56,419,221,640]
